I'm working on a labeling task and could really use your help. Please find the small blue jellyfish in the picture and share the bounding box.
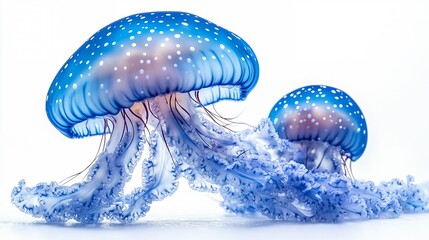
[268,85,368,174]
[226,85,427,222]
[11,11,259,223]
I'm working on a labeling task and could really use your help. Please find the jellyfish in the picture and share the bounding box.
[227,85,427,221]
[11,11,260,223]
[268,85,368,174]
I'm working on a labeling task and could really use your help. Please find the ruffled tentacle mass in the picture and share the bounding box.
[11,92,428,223]
[156,93,428,222]
[11,109,145,223]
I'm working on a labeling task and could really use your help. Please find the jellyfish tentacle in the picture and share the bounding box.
[141,132,179,201]
[11,109,145,223]
[117,131,180,223]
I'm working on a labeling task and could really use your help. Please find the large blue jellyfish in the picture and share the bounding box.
[11,11,260,223]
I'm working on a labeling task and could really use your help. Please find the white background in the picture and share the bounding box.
[1,0,429,239]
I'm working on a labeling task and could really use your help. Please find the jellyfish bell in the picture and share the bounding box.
[12,11,258,223]
[46,12,258,138]
[268,85,368,174]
